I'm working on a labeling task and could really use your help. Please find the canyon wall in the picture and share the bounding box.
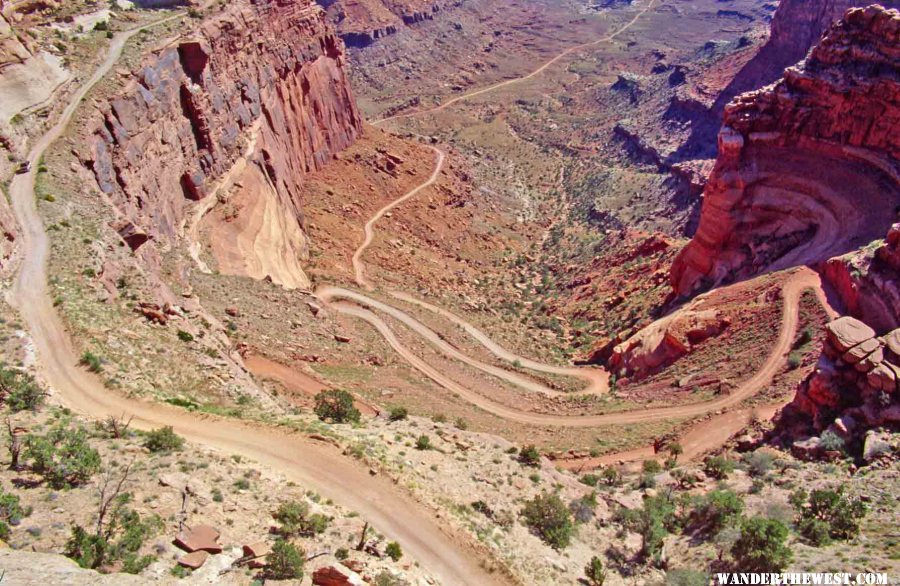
[86,0,362,288]
[671,6,900,304]
[710,0,899,116]
[318,0,447,48]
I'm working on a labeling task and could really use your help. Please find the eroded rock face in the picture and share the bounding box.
[672,6,900,298]
[318,0,446,48]
[607,308,730,380]
[86,0,362,287]
[776,316,900,455]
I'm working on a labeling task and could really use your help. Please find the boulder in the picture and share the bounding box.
[843,337,881,364]
[312,564,365,586]
[827,317,876,354]
[862,431,893,463]
[178,550,209,569]
[883,329,900,362]
[174,525,222,554]
[791,436,822,460]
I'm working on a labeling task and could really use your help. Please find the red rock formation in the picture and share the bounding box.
[776,316,899,459]
[607,308,730,379]
[821,223,900,332]
[672,6,900,299]
[319,0,446,48]
[86,0,362,273]
[710,0,898,118]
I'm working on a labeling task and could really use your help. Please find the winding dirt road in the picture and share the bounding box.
[320,267,833,429]
[6,18,511,586]
[352,146,445,290]
[373,0,659,125]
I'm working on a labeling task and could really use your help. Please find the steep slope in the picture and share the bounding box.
[85,0,362,288]
[317,0,447,48]
[713,0,899,110]
[672,6,900,302]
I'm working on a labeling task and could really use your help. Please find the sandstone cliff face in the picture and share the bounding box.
[710,0,898,117]
[672,6,900,300]
[776,316,900,459]
[821,224,900,333]
[86,0,362,288]
[318,0,446,48]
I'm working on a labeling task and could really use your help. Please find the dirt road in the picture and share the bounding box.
[7,19,511,586]
[373,0,658,124]
[320,268,833,429]
[352,146,445,290]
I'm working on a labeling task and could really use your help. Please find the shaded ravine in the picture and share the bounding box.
[372,0,660,124]
[6,17,512,586]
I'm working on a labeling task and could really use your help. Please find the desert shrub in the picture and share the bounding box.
[793,487,865,545]
[24,424,101,488]
[335,547,349,560]
[818,430,846,453]
[584,556,606,585]
[642,459,662,474]
[385,541,403,561]
[601,467,620,486]
[743,451,774,477]
[388,406,408,422]
[314,390,360,424]
[415,435,432,451]
[518,444,541,467]
[143,426,184,453]
[265,539,305,580]
[616,492,678,565]
[79,351,103,373]
[580,473,599,487]
[691,490,744,534]
[273,501,329,537]
[569,492,597,523]
[372,571,407,586]
[176,330,194,342]
[0,486,26,539]
[522,492,574,549]
[0,366,46,412]
[731,516,792,572]
[65,494,162,570]
[667,443,683,460]
[703,456,734,480]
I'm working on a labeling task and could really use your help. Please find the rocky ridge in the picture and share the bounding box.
[671,5,900,300]
[715,0,899,109]
[318,0,449,48]
[85,0,362,288]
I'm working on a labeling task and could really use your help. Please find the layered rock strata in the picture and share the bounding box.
[672,6,900,299]
[318,0,444,48]
[777,316,899,459]
[86,0,362,288]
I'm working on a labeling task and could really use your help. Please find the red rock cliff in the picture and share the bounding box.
[87,0,362,281]
[710,0,898,117]
[671,5,900,299]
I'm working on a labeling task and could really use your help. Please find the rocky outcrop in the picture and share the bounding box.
[710,0,899,119]
[318,0,444,48]
[0,11,69,123]
[607,308,730,379]
[821,223,900,333]
[85,0,362,288]
[672,6,900,298]
[776,316,899,458]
